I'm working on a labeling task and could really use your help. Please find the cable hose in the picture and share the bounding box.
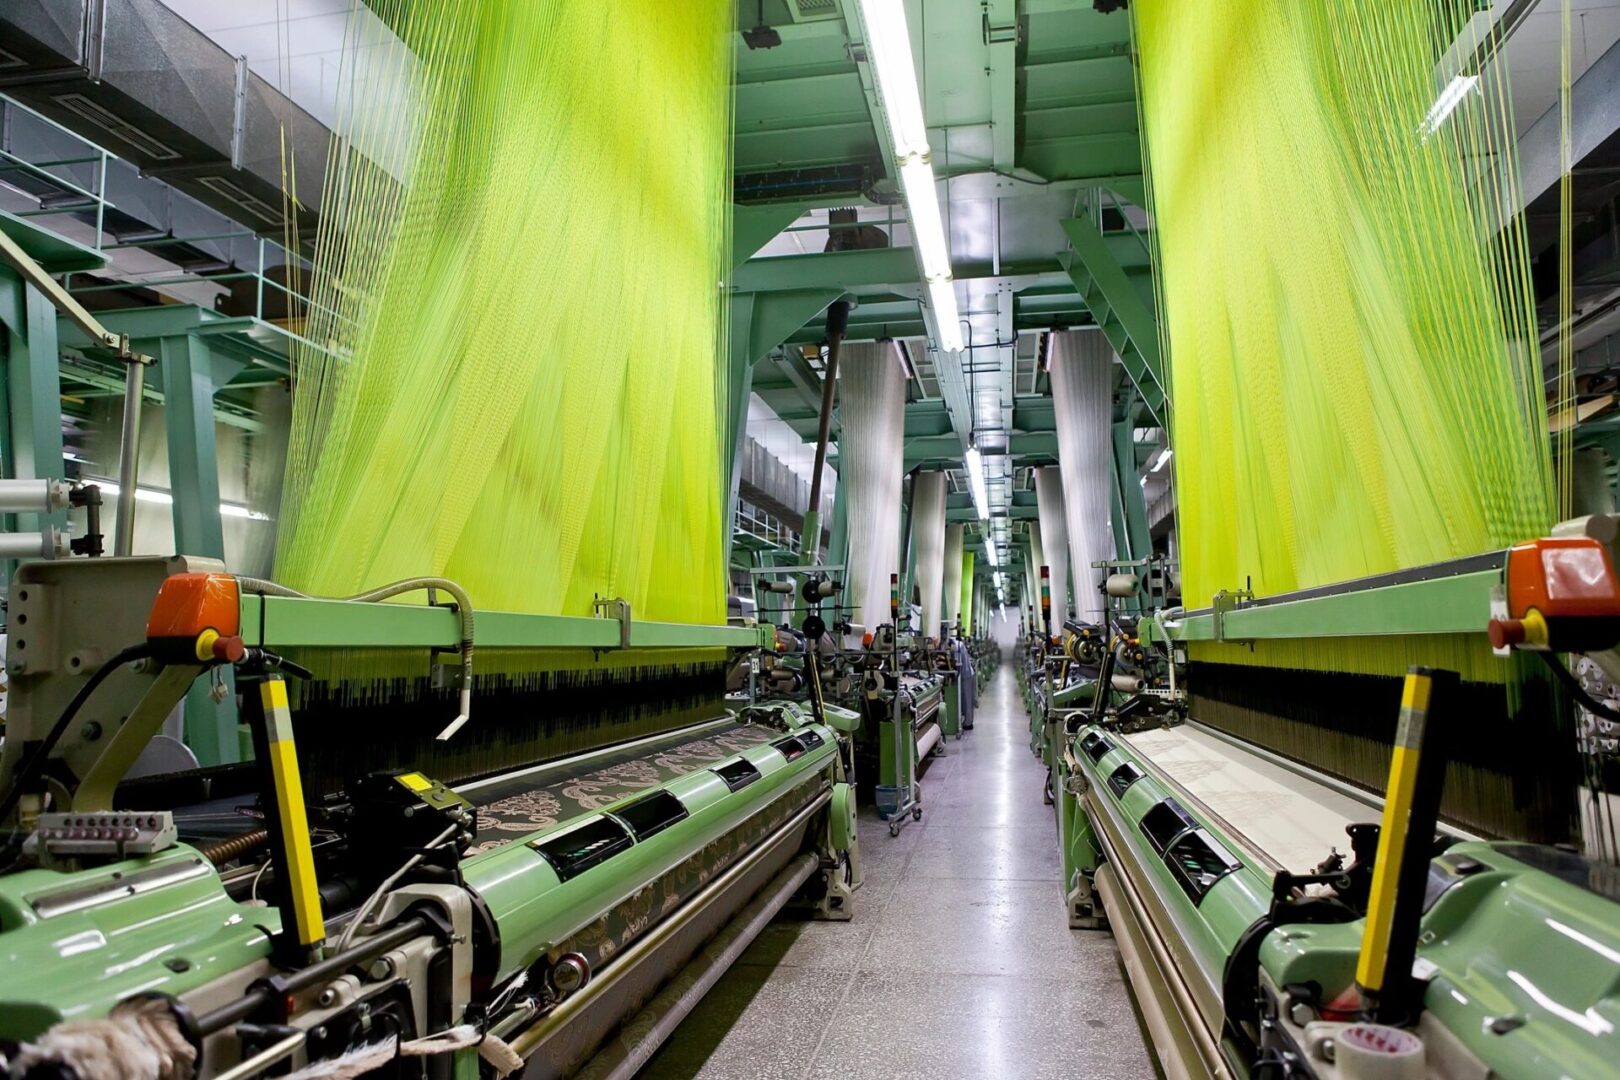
[236,576,475,740]
[1537,650,1620,724]
[0,641,156,828]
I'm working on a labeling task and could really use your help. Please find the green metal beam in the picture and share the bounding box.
[0,269,67,570]
[733,247,917,293]
[158,333,244,767]
[732,202,808,268]
[240,594,770,651]
[59,359,264,432]
[724,288,841,567]
[905,432,1057,466]
[1141,568,1500,645]
[1061,216,1166,426]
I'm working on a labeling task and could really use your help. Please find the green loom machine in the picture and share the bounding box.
[749,562,949,839]
[0,555,863,1079]
[1046,529,1620,1079]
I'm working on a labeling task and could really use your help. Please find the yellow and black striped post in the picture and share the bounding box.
[1355,665,1457,1022]
[245,673,326,957]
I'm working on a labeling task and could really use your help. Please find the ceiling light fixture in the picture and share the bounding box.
[965,443,990,521]
[853,0,961,355]
[1151,447,1173,473]
[90,479,271,521]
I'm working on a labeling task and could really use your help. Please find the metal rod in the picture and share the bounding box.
[803,299,855,527]
[0,225,127,353]
[193,917,429,1035]
[0,531,60,559]
[0,478,66,512]
[114,359,144,556]
[209,1033,304,1080]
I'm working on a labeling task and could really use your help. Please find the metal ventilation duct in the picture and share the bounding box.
[0,0,333,244]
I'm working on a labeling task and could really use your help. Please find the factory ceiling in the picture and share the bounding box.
[732,0,1148,568]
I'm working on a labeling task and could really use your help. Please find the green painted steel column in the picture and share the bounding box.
[0,271,67,589]
[1113,421,1151,562]
[160,334,226,558]
[158,333,240,766]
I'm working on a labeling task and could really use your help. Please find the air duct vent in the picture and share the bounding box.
[50,93,179,160]
[789,0,840,22]
[195,175,282,226]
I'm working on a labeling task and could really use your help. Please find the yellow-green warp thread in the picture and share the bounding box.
[275,1,733,625]
[1134,2,1553,624]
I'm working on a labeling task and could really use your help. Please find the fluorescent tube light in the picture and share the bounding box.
[985,541,999,567]
[1420,74,1478,137]
[1151,447,1172,473]
[900,158,950,278]
[856,0,929,158]
[964,445,989,520]
[854,0,960,356]
[90,479,271,521]
[927,278,963,353]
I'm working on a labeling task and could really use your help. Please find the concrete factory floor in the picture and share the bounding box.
[641,669,1155,1079]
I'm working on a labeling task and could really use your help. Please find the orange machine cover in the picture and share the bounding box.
[146,573,241,639]
[1504,538,1620,620]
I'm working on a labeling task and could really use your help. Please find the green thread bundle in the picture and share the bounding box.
[1135,0,1552,614]
[1133,2,1573,837]
[275,0,734,626]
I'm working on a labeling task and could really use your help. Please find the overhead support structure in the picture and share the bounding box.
[0,218,91,585]
[723,287,843,567]
[1060,216,1166,426]
[985,0,1020,173]
[1,216,149,558]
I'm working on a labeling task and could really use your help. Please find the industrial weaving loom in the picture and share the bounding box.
[0,3,863,1078]
[1029,2,1620,1079]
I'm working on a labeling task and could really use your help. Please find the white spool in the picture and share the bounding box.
[1106,573,1139,598]
[1111,673,1143,693]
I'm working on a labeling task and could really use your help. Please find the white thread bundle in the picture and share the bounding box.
[1027,525,1045,633]
[1034,466,1071,625]
[911,471,947,639]
[1049,331,1116,622]
[839,343,907,635]
[942,522,964,634]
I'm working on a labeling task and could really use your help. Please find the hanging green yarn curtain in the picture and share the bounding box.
[1135,1,1553,610]
[275,1,733,624]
